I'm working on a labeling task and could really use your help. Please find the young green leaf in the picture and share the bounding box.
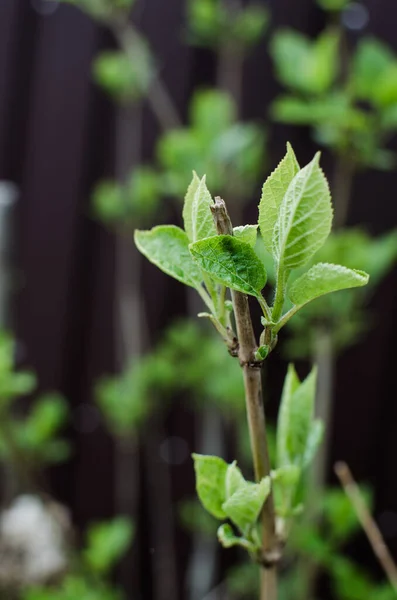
[233,225,258,248]
[190,235,267,296]
[277,365,300,467]
[273,153,332,272]
[271,465,301,518]
[225,461,245,499]
[258,143,300,255]
[217,524,256,551]
[277,365,319,469]
[303,419,324,468]
[134,225,203,288]
[222,477,271,533]
[183,174,217,242]
[192,454,228,519]
[289,263,369,308]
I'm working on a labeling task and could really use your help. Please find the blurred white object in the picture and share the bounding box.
[0,495,69,585]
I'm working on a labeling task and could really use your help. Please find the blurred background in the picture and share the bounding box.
[0,0,396,599]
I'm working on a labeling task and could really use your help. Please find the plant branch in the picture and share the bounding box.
[211,197,278,600]
[111,20,182,132]
[335,461,397,594]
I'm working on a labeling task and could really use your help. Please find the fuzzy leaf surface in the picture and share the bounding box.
[222,477,271,533]
[289,263,369,307]
[190,235,267,296]
[273,153,332,272]
[134,226,203,288]
[258,143,300,255]
[183,174,217,242]
[192,454,228,519]
[233,225,258,248]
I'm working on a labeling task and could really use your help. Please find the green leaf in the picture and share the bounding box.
[273,153,333,272]
[222,477,271,533]
[225,461,245,499]
[192,454,228,519]
[317,0,349,11]
[277,365,319,469]
[134,225,203,288]
[182,174,216,243]
[303,419,324,468]
[233,225,258,248]
[353,38,395,105]
[258,143,299,255]
[271,465,301,518]
[217,524,256,552]
[289,263,369,308]
[271,29,339,95]
[92,47,152,101]
[84,517,134,575]
[277,364,300,467]
[190,235,267,296]
[217,523,244,548]
[191,89,235,135]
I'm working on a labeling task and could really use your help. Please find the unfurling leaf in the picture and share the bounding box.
[277,365,320,469]
[289,263,369,307]
[225,461,246,499]
[233,225,258,248]
[134,226,203,288]
[273,153,333,272]
[190,235,267,296]
[217,524,256,552]
[183,174,217,242]
[192,454,228,519]
[271,465,301,518]
[222,477,271,533]
[258,143,299,255]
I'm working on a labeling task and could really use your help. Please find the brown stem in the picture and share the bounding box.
[211,198,277,600]
[335,462,397,594]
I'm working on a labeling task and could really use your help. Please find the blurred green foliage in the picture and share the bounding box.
[22,518,133,600]
[96,319,244,438]
[186,0,269,51]
[91,167,161,227]
[0,333,70,472]
[92,45,152,103]
[281,228,397,357]
[55,0,134,21]
[226,486,395,600]
[92,89,265,226]
[271,30,397,169]
[316,0,350,12]
[158,89,265,199]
